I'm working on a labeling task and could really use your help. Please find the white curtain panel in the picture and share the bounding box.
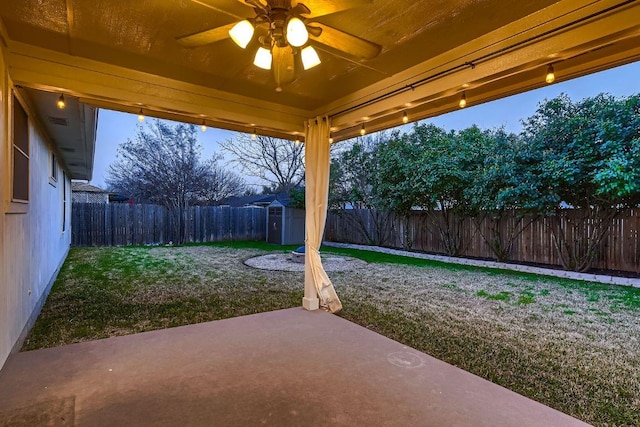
[304,117,342,313]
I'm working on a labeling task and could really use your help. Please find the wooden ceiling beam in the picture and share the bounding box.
[6,42,311,140]
[326,0,640,139]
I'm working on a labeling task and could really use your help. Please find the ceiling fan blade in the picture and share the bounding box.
[191,0,254,18]
[308,23,381,60]
[290,3,311,16]
[177,23,236,47]
[272,45,296,87]
[241,0,268,13]
[293,0,372,18]
[306,24,322,38]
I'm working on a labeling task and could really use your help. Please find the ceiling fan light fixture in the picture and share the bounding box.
[301,46,321,70]
[229,20,254,49]
[286,17,308,47]
[254,47,273,70]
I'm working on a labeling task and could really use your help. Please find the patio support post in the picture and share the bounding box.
[303,117,342,313]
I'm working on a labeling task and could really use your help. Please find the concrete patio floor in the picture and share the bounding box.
[0,308,589,426]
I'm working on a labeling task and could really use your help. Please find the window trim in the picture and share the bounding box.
[49,151,58,187]
[6,90,30,214]
[62,171,67,233]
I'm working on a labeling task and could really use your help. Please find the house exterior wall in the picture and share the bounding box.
[1,50,71,369]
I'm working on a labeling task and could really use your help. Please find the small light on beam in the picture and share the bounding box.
[56,94,66,109]
[546,64,555,84]
[459,91,467,108]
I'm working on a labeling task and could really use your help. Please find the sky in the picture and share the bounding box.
[90,61,640,188]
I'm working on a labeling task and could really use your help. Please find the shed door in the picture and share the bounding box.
[268,207,283,244]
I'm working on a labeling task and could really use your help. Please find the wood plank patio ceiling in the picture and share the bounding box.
[1,0,639,140]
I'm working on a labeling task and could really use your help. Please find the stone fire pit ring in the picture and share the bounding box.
[244,252,366,272]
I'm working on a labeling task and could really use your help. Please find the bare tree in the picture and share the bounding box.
[196,162,247,205]
[220,134,304,194]
[106,120,244,242]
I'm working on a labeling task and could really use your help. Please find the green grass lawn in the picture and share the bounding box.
[24,241,640,427]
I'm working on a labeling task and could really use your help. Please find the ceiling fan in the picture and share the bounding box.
[178,0,382,90]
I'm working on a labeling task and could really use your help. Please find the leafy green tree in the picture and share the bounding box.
[466,128,540,261]
[376,129,425,249]
[522,93,640,271]
[330,133,395,245]
[412,124,487,256]
[377,124,480,254]
[288,187,305,209]
[327,161,348,210]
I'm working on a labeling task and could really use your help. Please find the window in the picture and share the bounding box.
[12,95,29,203]
[50,151,58,183]
[62,172,67,232]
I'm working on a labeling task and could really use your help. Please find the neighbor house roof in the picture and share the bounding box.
[223,192,290,208]
[71,182,110,194]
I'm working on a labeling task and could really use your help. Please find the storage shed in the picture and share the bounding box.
[266,200,305,245]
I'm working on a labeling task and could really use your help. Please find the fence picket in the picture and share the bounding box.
[72,203,266,246]
[325,209,640,274]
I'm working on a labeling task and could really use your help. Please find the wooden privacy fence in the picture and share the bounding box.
[325,208,640,274]
[72,203,266,246]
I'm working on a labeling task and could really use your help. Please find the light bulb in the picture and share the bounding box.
[329,134,333,144]
[360,124,366,136]
[402,111,409,124]
[301,46,321,70]
[201,121,207,132]
[286,17,308,47]
[56,94,66,109]
[251,128,257,140]
[294,138,301,146]
[254,47,272,70]
[229,20,254,49]
[459,92,467,108]
[546,64,555,84]
[137,109,145,122]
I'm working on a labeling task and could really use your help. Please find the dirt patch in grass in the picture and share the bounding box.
[24,242,640,426]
